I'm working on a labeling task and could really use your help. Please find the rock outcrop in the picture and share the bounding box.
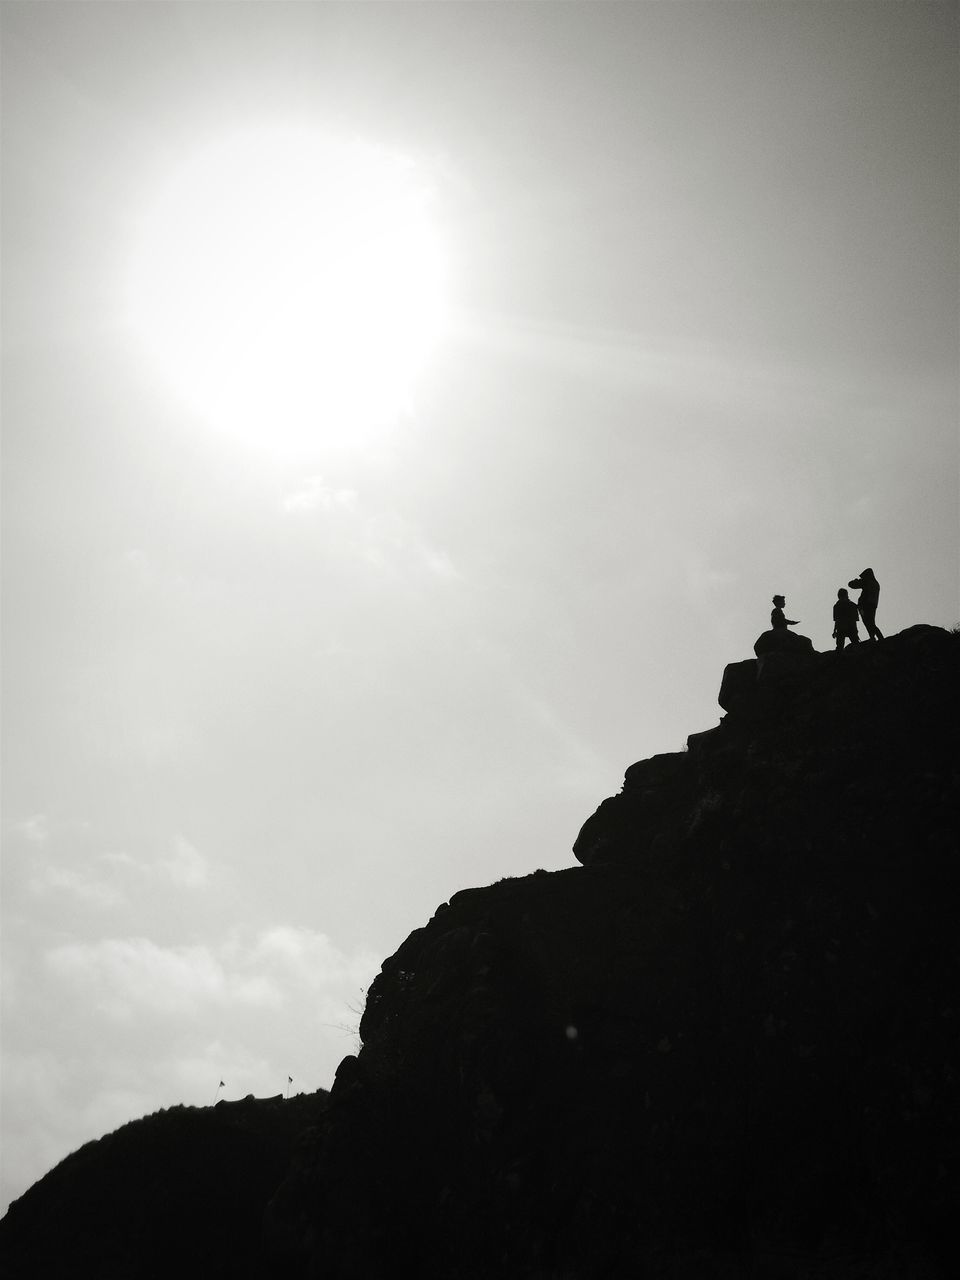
[752,627,817,658]
[262,624,959,1278]
[2,626,958,1279]
[575,624,957,869]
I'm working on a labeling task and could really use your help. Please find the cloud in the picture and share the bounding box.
[156,836,208,889]
[421,547,462,582]
[281,475,359,513]
[23,836,210,910]
[250,926,379,991]
[99,851,139,871]
[17,815,50,845]
[45,937,281,1019]
[27,864,126,910]
[98,839,209,890]
[279,475,461,585]
[355,510,461,586]
[44,927,379,1022]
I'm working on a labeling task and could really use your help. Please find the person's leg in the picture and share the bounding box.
[861,605,880,640]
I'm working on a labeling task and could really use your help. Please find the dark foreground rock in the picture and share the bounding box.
[0,1092,329,1280]
[3,626,958,1279]
[259,625,959,1278]
[753,627,817,658]
[575,624,957,868]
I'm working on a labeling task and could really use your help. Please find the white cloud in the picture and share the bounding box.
[44,928,379,1023]
[354,511,461,587]
[279,477,461,585]
[156,836,208,889]
[27,864,126,909]
[45,937,281,1019]
[281,475,359,513]
[421,547,462,582]
[22,836,210,909]
[250,925,379,991]
[17,815,50,845]
[99,850,139,870]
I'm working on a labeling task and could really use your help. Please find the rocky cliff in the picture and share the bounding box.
[3,625,958,1279]
[264,625,959,1279]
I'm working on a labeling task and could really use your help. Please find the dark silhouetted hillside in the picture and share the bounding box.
[3,625,958,1279]
[0,1092,328,1279]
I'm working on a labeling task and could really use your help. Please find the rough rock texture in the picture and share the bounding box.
[263,625,959,1278]
[2,626,958,1279]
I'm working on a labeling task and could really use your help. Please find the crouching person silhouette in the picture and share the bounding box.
[848,568,883,640]
[832,588,860,650]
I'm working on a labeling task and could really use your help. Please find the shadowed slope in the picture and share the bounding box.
[0,1092,329,1280]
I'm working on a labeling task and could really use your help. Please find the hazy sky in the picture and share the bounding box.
[2,0,957,1212]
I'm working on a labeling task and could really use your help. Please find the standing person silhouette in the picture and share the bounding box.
[770,594,799,631]
[848,568,883,640]
[832,588,860,650]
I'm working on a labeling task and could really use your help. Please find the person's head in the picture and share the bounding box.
[861,567,875,581]
[772,594,785,607]
[838,588,848,600]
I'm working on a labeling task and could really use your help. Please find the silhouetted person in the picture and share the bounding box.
[832,588,860,650]
[848,568,883,640]
[754,594,815,656]
[770,594,799,631]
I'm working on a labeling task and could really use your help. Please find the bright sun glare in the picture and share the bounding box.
[126,127,449,452]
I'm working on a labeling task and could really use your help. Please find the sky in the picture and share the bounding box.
[2,0,957,1214]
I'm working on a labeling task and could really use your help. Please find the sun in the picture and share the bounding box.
[125,126,449,453]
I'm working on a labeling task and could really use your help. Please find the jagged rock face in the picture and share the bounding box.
[265,626,960,1278]
[576,626,958,869]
